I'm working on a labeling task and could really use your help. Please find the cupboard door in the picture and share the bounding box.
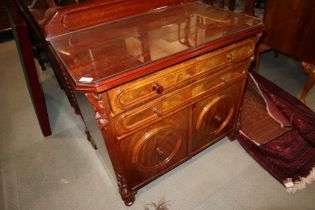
[119,108,189,189]
[192,83,243,152]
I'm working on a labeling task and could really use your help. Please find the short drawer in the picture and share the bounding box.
[108,59,195,115]
[196,38,255,72]
[114,60,249,138]
[108,38,256,115]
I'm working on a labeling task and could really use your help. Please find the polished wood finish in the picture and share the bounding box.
[263,0,315,65]
[42,0,194,39]
[120,109,189,190]
[15,0,263,206]
[49,2,263,92]
[4,0,52,136]
[256,0,315,102]
[80,36,258,205]
[113,59,250,139]
[192,83,242,152]
[107,38,256,115]
[48,1,262,206]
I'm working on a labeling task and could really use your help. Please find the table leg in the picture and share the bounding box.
[244,0,256,16]
[300,62,315,103]
[228,0,236,11]
[6,1,52,136]
[218,0,224,8]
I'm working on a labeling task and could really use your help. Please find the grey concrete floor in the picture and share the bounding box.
[0,40,314,210]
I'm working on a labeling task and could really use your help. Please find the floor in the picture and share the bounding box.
[0,40,314,210]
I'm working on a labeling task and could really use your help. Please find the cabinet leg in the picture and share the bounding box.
[121,190,136,206]
[117,174,136,206]
[300,62,315,103]
[228,119,240,141]
[227,133,236,141]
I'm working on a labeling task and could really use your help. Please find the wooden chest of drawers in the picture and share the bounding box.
[43,0,263,206]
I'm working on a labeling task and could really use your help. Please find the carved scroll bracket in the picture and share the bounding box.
[86,93,110,130]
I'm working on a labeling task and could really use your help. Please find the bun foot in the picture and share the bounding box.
[117,173,136,206]
[122,192,136,206]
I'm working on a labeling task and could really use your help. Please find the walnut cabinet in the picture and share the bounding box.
[79,36,258,205]
[33,0,265,206]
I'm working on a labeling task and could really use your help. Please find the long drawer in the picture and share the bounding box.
[113,60,250,138]
[108,38,256,115]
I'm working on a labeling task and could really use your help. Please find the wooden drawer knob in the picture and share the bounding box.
[214,115,222,122]
[152,82,164,94]
[227,53,233,61]
[152,107,162,116]
[220,76,226,84]
[156,147,164,156]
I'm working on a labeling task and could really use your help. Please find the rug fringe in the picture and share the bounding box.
[285,167,315,193]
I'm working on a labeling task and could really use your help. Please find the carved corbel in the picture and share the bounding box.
[85,93,110,130]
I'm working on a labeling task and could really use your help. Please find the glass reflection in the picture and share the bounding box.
[49,2,262,83]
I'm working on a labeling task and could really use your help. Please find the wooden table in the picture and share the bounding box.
[14,0,263,205]
[4,0,52,136]
[0,0,12,42]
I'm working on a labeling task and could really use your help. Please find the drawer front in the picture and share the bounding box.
[108,59,195,115]
[119,109,189,189]
[114,60,249,137]
[196,38,255,72]
[108,38,256,115]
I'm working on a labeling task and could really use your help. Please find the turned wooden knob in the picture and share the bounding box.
[156,147,164,156]
[152,107,162,116]
[220,76,226,84]
[214,115,222,122]
[152,82,164,94]
[227,53,233,61]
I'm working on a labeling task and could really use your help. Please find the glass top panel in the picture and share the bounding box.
[49,1,263,84]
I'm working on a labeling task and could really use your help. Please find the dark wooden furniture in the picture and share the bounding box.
[4,0,52,136]
[0,0,12,42]
[256,0,315,103]
[13,0,82,115]
[204,0,256,16]
[204,0,236,11]
[13,0,263,206]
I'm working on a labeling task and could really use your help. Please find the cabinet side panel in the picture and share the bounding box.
[74,92,116,185]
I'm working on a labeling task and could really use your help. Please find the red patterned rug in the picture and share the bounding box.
[236,71,315,192]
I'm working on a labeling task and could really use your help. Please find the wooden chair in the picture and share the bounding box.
[255,0,315,103]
